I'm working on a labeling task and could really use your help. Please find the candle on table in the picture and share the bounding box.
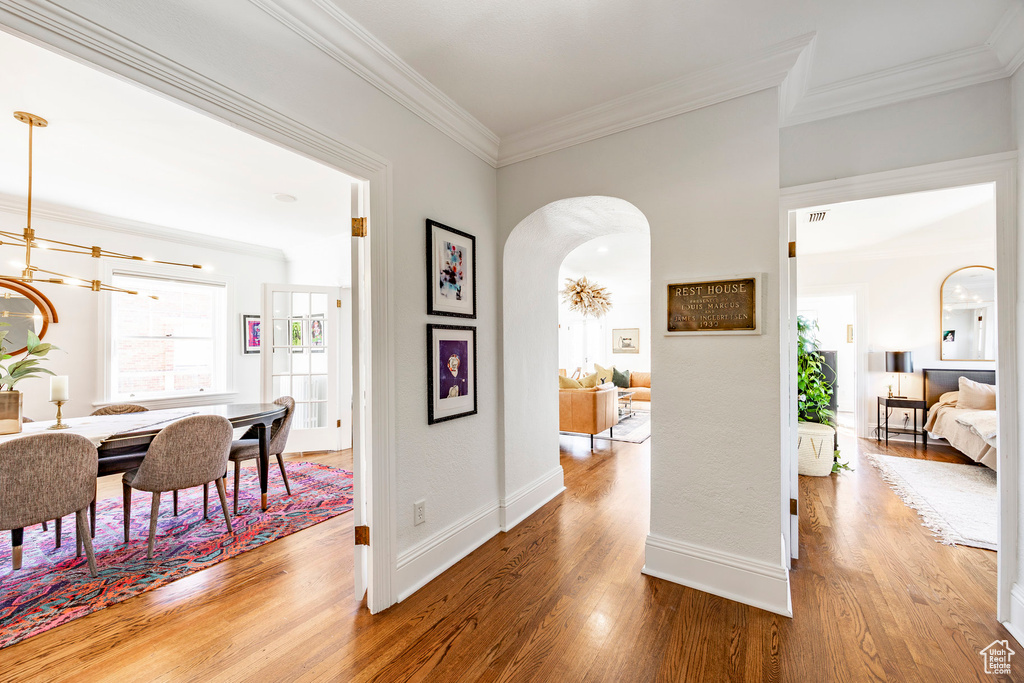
[49,375,69,402]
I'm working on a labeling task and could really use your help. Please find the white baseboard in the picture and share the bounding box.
[642,533,792,617]
[1004,584,1024,647]
[500,466,565,531]
[394,501,501,602]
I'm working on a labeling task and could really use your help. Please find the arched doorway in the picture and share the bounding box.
[500,196,650,529]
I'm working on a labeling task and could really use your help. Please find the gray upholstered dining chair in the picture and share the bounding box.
[122,414,234,559]
[92,404,149,416]
[229,396,295,514]
[0,433,99,576]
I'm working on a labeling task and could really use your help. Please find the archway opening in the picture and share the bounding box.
[501,197,650,529]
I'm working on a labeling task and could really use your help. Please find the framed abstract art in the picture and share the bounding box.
[426,219,476,318]
[427,323,477,424]
[242,314,261,354]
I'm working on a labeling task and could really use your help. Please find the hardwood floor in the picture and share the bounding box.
[0,434,1015,681]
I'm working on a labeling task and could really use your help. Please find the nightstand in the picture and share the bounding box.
[877,396,928,448]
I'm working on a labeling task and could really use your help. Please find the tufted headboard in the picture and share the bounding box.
[922,368,996,410]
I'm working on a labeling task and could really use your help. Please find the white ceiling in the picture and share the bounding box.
[329,0,1016,137]
[0,30,356,251]
[796,184,996,256]
[560,233,650,291]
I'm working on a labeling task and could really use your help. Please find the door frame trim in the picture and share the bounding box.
[779,151,1018,622]
[0,6,398,612]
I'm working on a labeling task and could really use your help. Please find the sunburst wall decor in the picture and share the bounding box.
[561,276,612,318]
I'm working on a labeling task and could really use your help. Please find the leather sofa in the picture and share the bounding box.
[628,371,651,402]
[559,383,619,449]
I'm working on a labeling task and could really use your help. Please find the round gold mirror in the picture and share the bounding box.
[0,278,57,357]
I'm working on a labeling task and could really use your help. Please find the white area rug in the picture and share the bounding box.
[599,410,651,444]
[868,454,997,550]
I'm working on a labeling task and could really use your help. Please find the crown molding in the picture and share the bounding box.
[782,4,1024,127]
[989,3,1024,77]
[0,194,288,261]
[249,0,500,167]
[496,33,816,167]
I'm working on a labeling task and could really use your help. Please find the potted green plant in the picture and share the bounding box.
[797,316,849,473]
[0,327,58,435]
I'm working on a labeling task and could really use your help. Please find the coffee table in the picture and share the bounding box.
[617,390,636,418]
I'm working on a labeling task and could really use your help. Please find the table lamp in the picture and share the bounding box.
[885,351,913,399]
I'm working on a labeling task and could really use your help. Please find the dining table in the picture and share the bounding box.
[7,403,288,513]
[96,403,288,511]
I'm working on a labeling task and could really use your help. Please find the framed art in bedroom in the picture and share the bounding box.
[427,324,477,424]
[426,219,476,318]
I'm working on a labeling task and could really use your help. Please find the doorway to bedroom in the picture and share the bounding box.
[785,178,1005,626]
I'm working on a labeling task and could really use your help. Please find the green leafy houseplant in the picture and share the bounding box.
[0,328,57,390]
[796,316,850,473]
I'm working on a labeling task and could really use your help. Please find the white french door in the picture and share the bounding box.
[262,284,342,452]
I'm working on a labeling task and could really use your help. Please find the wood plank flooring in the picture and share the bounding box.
[0,433,1016,681]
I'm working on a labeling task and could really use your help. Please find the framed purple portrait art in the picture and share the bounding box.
[242,314,261,354]
[426,219,476,318]
[427,323,477,424]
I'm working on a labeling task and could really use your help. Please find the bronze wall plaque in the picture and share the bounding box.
[667,277,757,332]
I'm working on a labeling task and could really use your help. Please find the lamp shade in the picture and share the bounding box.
[885,351,913,374]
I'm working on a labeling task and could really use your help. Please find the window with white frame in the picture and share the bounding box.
[109,272,228,401]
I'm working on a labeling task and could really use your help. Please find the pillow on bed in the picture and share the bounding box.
[937,391,959,408]
[958,376,996,410]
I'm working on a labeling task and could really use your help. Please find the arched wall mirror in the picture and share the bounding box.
[940,265,995,361]
[0,279,58,357]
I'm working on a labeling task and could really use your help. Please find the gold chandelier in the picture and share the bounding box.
[7,111,201,299]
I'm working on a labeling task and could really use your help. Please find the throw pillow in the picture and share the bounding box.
[593,362,614,385]
[958,376,996,410]
[579,372,600,388]
[612,367,630,389]
[559,374,583,390]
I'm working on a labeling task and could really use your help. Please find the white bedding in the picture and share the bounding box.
[926,403,997,470]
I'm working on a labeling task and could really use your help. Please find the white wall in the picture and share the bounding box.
[0,0,501,605]
[799,202,997,437]
[0,208,286,422]
[1012,65,1024,641]
[500,89,790,614]
[797,294,856,413]
[558,235,652,375]
[781,79,1015,188]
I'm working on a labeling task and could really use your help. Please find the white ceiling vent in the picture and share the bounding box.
[807,211,828,223]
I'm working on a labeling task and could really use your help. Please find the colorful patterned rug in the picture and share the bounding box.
[0,462,352,649]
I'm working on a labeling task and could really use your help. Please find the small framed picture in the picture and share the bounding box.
[310,315,325,352]
[290,319,305,353]
[427,324,477,424]
[426,219,476,318]
[242,314,261,354]
[612,328,640,354]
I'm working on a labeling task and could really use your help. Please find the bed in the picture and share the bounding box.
[923,368,997,470]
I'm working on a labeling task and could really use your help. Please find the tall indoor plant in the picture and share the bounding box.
[797,316,849,472]
[0,327,57,435]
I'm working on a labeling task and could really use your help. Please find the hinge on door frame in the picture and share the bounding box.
[790,498,798,516]
[352,217,368,237]
[355,525,370,546]
[337,418,341,428]
[336,299,342,308]
[788,241,796,258]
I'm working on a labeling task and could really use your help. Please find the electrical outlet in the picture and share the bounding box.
[413,500,426,526]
